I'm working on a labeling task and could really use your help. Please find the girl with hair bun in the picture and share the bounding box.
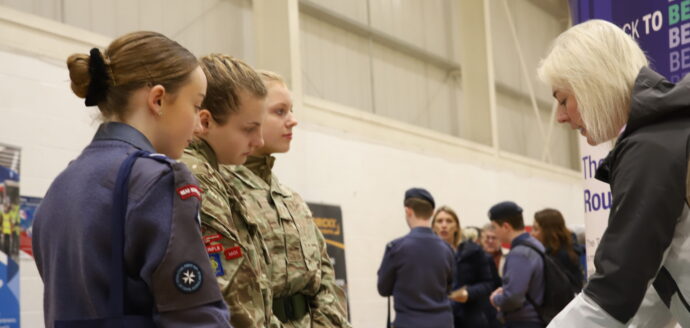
[32,31,230,327]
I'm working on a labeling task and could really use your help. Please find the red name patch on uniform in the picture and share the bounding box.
[224,246,242,260]
[203,234,222,244]
[177,185,202,200]
[206,244,223,254]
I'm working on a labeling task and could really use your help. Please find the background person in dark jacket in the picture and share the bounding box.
[531,208,584,291]
[482,223,507,278]
[432,206,499,328]
[481,224,506,328]
[489,201,545,328]
[377,188,454,328]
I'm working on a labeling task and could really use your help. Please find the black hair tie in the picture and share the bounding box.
[85,48,111,107]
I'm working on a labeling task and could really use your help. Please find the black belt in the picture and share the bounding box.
[273,293,310,323]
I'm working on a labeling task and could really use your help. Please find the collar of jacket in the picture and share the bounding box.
[410,226,433,235]
[93,122,156,152]
[188,138,219,171]
[596,66,690,183]
[623,66,690,140]
[510,232,533,248]
[244,155,275,185]
[227,165,264,190]
[232,158,292,197]
[457,240,482,260]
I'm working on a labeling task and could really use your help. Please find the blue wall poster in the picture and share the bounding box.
[19,196,41,258]
[0,144,20,328]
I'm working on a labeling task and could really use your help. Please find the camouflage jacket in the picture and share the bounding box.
[180,140,273,327]
[222,156,351,328]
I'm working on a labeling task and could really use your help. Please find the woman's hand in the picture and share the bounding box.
[449,287,469,303]
[490,287,503,310]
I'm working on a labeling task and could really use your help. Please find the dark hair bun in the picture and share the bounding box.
[67,53,91,99]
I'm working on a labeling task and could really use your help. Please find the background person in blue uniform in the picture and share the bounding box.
[377,188,454,328]
[32,31,231,328]
[488,201,545,328]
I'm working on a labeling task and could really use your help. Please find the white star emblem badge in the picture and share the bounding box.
[182,270,196,285]
[175,262,203,293]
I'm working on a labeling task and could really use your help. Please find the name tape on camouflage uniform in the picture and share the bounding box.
[224,246,242,260]
[203,234,222,244]
[206,244,223,254]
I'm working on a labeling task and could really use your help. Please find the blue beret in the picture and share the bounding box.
[404,188,435,208]
[488,201,523,220]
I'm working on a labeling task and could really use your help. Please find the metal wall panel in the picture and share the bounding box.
[491,0,564,104]
[308,0,368,24]
[301,2,460,136]
[497,92,577,169]
[301,13,374,112]
[0,0,254,61]
[369,0,450,59]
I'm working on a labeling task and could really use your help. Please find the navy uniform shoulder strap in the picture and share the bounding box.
[110,150,145,313]
[110,150,156,315]
[111,150,181,314]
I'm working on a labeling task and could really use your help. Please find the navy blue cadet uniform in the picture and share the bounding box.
[377,227,455,328]
[33,122,231,328]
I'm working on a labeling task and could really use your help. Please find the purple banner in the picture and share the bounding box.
[571,0,689,82]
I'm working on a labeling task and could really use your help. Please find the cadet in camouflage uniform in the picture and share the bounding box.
[180,54,275,328]
[222,71,351,327]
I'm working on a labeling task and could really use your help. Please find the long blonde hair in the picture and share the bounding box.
[538,19,648,144]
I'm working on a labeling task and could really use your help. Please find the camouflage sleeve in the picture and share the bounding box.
[268,314,284,328]
[186,159,268,328]
[309,224,352,328]
[201,222,265,328]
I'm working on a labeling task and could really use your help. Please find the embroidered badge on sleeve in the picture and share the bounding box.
[209,253,225,277]
[177,185,202,201]
[174,262,203,293]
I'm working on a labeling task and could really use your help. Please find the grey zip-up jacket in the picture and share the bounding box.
[550,67,690,327]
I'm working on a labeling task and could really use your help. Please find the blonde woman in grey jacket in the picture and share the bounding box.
[540,19,690,327]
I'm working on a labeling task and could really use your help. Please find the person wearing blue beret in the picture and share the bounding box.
[377,188,455,328]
